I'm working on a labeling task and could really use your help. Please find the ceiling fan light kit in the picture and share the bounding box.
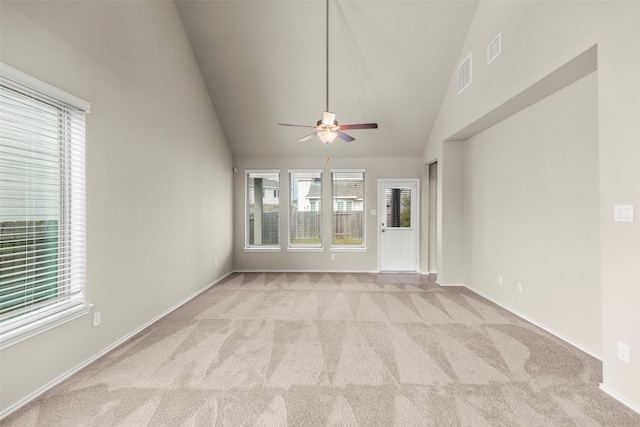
[318,129,338,144]
[277,0,378,144]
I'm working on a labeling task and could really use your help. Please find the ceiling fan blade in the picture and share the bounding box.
[336,131,355,142]
[278,123,316,129]
[339,123,378,131]
[298,132,318,142]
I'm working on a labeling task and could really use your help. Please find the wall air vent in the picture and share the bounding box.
[457,54,472,94]
[488,33,501,63]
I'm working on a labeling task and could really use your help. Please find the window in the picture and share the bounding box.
[246,170,280,249]
[385,187,412,228]
[289,170,322,248]
[0,63,89,349]
[332,171,365,247]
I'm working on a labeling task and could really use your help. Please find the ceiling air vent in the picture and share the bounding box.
[457,54,472,94]
[487,33,501,63]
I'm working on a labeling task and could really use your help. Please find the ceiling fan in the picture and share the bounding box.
[278,0,378,144]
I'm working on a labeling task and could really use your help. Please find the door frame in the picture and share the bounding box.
[427,161,438,274]
[377,178,420,272]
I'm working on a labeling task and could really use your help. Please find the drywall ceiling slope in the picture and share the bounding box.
[176,0,478,159]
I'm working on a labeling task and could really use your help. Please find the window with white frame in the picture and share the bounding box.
[331,170,365,247]
[289,170,322,248]
[0,63,90,349]
[246,170,280,248]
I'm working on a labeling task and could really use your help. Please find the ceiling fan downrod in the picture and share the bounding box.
[276,0,378,144]
[326,0,330,114]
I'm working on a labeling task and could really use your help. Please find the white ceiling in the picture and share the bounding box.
[176,0,479,159]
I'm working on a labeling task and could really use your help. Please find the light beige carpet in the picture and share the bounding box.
[4,272,640,426]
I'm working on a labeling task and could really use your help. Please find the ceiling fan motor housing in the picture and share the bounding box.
[322,111,336,126]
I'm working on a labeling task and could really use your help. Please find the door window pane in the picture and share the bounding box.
[385,187,411,228]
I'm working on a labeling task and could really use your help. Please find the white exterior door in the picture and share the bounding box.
[379,180,419,271]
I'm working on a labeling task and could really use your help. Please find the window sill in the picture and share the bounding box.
[287,246,324,253]
[244,246,281,253]
[0,303,91,351]
[330,246,368,253]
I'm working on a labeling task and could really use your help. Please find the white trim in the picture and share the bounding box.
[0,62,90,112]
[599,384,640,415]
[464,284,602,360]
[287,247,324,253]
[244,246,281,253]
[0,272,233,421]
[436,282,466,287]
[330,246,368,253]
[0,303,91,351]
[234,269,378,274]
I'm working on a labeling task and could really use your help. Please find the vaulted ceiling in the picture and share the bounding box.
[176,0,479,159]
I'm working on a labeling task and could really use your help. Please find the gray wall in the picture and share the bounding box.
[0,1,233,413]
[423,1,640,411]
[233,157,423,273]
[463,73,600,355]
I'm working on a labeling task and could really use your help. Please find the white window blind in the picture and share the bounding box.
[289,170,322,248]
[331,171,365,247]
[246,170,280,248]
[0,64,89,349]
[385,187,412,228]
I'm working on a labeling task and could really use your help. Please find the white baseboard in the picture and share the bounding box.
[463,284,602,361]
[234,269,379,274]
[0,271,234,421]
[599,383,640,415]
[436,281,465,287]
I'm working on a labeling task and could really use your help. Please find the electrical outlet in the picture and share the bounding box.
[618,342,630,363]
[331,253,336,261]
[214,259,218,268]
[517,283,522,293]
[498,276,503,286]
[92,311,101,328]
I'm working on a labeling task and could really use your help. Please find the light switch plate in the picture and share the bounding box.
[614,205,634,223]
